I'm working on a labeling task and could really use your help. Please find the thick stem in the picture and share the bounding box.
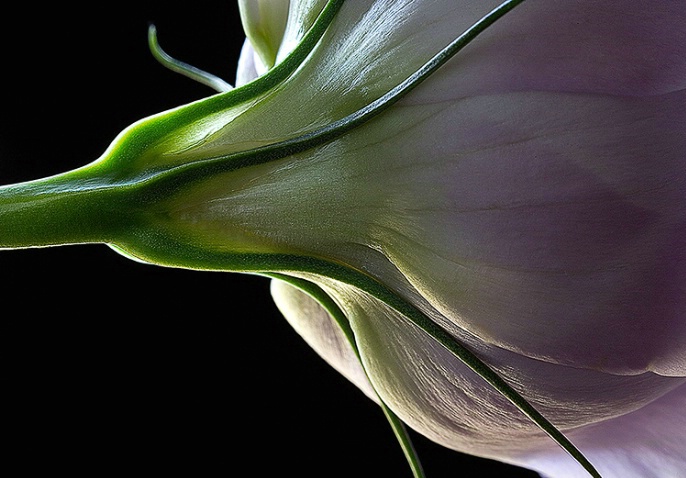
[0,169,129,249]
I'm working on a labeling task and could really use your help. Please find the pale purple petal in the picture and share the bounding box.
[438,1,686,98]
[521,383,686,478]
[235,40,263,87]
[363,88,686,376]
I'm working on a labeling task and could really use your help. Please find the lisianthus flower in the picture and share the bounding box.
[0,1,684,478]
[233,1,686,476]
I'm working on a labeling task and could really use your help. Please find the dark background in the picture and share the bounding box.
[1,2,539,476]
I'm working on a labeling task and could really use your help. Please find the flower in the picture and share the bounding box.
[233,1,686,476]
[1,1,684,477]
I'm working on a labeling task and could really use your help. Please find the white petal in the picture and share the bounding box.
[238,0,290,70]
[235,0,329,85]
[269,278,377,401]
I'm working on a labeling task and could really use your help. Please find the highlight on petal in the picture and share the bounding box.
[160,1,535,182]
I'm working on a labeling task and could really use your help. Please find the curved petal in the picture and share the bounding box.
[351,89,686,376]
[236,0,331,83]
[269,278,377,401]
[521,383,686,478]
[281,273,685,475]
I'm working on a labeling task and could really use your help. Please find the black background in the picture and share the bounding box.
[1,2,539,476]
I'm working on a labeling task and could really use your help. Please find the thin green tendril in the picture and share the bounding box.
[147,24,233,92]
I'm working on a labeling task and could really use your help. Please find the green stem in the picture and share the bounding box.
[0,170,127,249]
